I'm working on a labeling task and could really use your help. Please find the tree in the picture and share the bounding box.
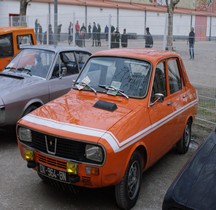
[166,0,180,51]
[149,0,180,51]
[20,0,32,26]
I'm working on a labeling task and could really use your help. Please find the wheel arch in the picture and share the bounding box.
[124,143,148,174]
[21,99,44,117]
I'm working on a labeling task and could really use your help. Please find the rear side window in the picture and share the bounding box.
[75,51,91,70]
[0,33,13,57]
[168,59,182,94]
[17,34,34,49]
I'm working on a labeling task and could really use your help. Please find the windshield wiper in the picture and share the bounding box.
[16,68,32,76]
[4,67,16,70]
[74,81,97,94]
[98,84,129,99]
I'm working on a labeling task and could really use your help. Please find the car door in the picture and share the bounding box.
[167,57,188,140]
[148,60,178,162]
[48,51,91,101]
[48,51,78,101]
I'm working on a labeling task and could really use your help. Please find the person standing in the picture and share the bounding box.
[115,27,120,48]
[68,22,73,45]
[35,19,39,40]
[92,22,97,46]
[188,27,195,60]
[121,28,128,48]
[104,25,109,41]
[38,23,43,44]
[97,23,101,46]
[57,24,62,42]
[111,25,116,48]
[75,20,80,45]
[145,27,153,48]
[80,23,87,47]
[88,23,91,39]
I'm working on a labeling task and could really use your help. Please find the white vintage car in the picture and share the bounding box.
[0,45,91,128]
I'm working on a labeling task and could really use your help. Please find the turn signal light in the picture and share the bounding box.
[86,166,99,175]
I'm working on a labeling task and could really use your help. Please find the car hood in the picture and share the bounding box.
[23,90,143,132]
[0,72,43,97]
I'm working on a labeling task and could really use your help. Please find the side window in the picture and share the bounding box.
[0,33,13,57]
[17,34,33,49]
[75,52,91,70]
[151,62,167,102]
[168,59,182,94]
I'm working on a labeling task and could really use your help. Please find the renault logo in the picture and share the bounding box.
[45,136,57,155]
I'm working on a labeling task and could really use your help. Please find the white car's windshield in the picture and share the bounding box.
[75,56,151,98]
[5,49,55,79]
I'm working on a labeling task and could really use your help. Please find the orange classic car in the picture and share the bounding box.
[17,49,198,210]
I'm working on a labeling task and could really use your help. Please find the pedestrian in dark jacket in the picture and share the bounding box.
[92,22,97,46]
[188,27,195,59]
[145,27,153,48]
[115,27,120,48]
[121,28,128,48]
[97,24,101,46]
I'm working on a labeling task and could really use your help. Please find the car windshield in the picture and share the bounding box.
[5,49,55,79]
[75,56,151,98]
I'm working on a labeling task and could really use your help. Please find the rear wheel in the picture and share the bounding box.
[176,119,192,154]
[115,151,142,210]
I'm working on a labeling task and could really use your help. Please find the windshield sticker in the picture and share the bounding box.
[107,81,121,95]
[76,76,91,90]
[82,76,90,84]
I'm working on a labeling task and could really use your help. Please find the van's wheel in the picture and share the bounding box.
[23,105,38,116]
[115,151,142,210]
[176,119,192,154]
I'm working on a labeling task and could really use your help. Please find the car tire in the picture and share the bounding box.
[115,151,142,210]
[176,119,192,154]
[23,105,38,116]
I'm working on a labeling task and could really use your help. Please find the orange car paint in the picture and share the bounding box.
[17,49,198,189]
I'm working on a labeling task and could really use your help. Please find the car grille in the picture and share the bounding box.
[23,130,86,161]
[38,153,66,170]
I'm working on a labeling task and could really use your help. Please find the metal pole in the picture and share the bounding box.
[108,14,111,49]
[54,0,58,45]
[117,8,119,29]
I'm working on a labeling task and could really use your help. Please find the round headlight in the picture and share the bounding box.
[85,144,103,163]
[18,127,32,142]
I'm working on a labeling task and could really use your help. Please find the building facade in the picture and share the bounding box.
[0,0,215,40]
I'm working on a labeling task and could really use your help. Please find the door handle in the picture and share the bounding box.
[167,101,173,106]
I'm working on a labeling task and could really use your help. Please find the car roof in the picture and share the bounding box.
[92,48,180,63]
[0,26,34,34]
[21,45,92,54]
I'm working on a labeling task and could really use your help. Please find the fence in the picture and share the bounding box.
[1,12,216,126]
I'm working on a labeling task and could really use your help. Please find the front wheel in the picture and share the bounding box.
[23,105,38,117]
[115,151,142,210]
[176,119,192,154]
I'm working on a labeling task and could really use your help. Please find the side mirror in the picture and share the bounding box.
[151,93,164,106]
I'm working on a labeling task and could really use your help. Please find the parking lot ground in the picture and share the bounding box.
[0,122,214,210]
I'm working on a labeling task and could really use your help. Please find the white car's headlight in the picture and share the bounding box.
[0,105,5,124]
[85,144,103,163]
[18,127,32,142]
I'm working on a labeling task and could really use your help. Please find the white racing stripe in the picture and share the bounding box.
[22,99,198,153]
